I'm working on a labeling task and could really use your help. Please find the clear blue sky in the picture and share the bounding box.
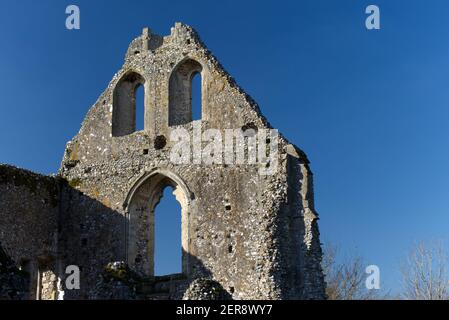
[1,0,448,294]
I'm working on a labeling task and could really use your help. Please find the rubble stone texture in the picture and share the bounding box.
[0,23,326,300]
[182,278,232,300]
[0,244,29,300]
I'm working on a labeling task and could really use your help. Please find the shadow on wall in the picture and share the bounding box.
[0,167,231,300]
[0,243,30,300]
[91,249,232,300]
[60,185,232,300]
[60,182,232,300]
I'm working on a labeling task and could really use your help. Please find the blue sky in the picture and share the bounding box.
[1,0,448,294]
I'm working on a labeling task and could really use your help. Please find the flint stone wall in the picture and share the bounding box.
[0,23,326,300]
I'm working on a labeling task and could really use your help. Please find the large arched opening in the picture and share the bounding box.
[125,170,191,277]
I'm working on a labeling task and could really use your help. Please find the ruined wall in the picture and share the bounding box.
[57,23,326,299]
[0,23,325,300]
[57,182,126,299]
[0,164,60,299]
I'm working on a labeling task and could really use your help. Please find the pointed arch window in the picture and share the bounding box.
[168,59,203,126]
[112,71,145,136]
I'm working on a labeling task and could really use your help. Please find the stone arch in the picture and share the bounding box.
[168,58,204,126]
[124,169,192,277]
[112,70,146,136]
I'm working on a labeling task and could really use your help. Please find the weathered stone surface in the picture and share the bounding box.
[0,23,326,300]
[183,278,231,300]
[92,262,138,300]
[0,244,29,300]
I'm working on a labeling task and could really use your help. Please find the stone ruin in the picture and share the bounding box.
[0,23,326,300]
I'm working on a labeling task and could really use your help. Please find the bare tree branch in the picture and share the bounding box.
[401,241,449,300]
[322,242,384,300]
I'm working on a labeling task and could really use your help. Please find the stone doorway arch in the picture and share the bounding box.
[124,169,192,277]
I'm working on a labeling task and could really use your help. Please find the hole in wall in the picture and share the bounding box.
[154,135,167,150]
[241,123,258,139]
[228,245,233,253]
[143,149,149,155]
[241,122,258,132]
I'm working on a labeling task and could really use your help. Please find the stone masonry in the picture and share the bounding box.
[0,23,326,300]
